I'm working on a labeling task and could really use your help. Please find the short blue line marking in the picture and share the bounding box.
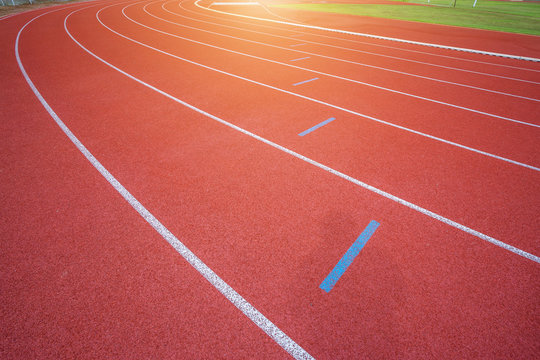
[319,220,379,293]
[298,117,335,136]
[290,43,306,47]
[290,56,310,62]
[292,77,319,86]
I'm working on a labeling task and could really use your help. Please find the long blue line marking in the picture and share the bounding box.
[292,77,319,86]
[290,56,310,62]
[298,117,335,136]
[319,220,379,293]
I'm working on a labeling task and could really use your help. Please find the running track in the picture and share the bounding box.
[1,0,539,358]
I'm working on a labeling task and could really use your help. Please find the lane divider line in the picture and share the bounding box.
[194,0,540,62]
[292,77,318,86]
[290,56,310,62]
[70,5,538,264]
[298,117,335,136]
[105,6,540,171]
[16,8,314,360]
[320,220,379,293]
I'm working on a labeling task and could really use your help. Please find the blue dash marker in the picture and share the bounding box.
[298,117,335,136]
[293,77,319,86]
[319,220,380,293]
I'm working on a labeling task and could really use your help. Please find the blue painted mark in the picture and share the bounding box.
[293,77,319,86]
[290,56,311,62]
[298,117,335,136]
[319,220,379,293]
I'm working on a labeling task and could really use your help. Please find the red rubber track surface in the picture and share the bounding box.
[1,1,539,359]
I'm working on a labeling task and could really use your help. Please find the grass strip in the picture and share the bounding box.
[272,1,540,36]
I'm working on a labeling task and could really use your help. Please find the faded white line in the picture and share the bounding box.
[15,7,314,360]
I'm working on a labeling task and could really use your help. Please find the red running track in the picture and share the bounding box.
[1,1,539,358]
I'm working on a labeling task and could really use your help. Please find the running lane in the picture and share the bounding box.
[2,1,539,359]
[1,5,293,359]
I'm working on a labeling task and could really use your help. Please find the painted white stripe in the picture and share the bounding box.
[177,0,540,74]
[101,5,540,171]
[16,8,314,360]
[194,0,540,62]
[66,6,538,264]
[133,3,540,128]
[168,2,540,95]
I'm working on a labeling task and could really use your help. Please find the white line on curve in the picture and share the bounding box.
[15,7,314,360]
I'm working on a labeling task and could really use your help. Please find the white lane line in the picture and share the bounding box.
[167,2,540,95]
[103,4,540,171]
[176,0,540,74]
[68,5,539,264]
[134,2,540,127]
[16,8,314,360]
[194,0,540,62]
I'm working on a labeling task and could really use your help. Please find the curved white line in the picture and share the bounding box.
[96,3,540,171]
[65,4,539,264]
[194,0,540,62]
[15,6,314,359]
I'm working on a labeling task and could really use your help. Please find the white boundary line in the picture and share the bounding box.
[193,0,540,62]
[135,2,540,126]
[71,4,539,264]
[16,7,314,359]
[91,3,540,171]
[175,1,540,86]
[175,1,540,74]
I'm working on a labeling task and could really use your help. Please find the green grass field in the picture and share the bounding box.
[272,0,540,36]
